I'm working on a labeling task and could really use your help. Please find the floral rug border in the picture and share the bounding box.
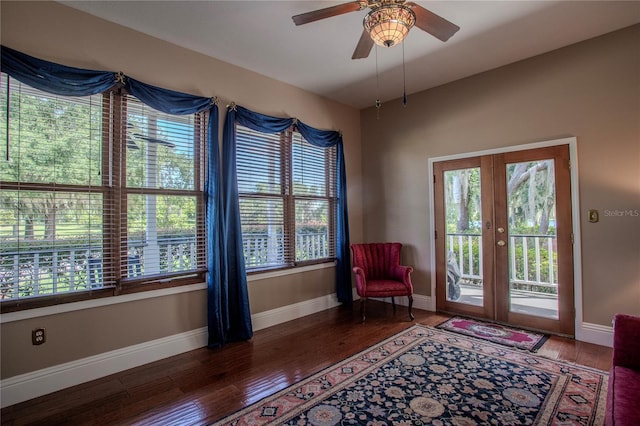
[211,325,608,425]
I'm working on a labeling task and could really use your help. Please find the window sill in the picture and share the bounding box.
[0,282,207,324]
[247,261,336,282]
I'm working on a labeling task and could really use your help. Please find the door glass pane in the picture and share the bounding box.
[444,168,483,306]
[506,160,559,319]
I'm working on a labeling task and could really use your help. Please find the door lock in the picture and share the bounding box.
[497,227,505,233]
[497,240,506,246]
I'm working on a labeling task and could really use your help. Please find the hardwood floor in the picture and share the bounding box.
[1,301,613,425]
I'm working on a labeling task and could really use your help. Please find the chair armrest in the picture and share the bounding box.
[391,265,414,290]
[353,266,366,280]
[612,313,640,369]
[353,266,367,289]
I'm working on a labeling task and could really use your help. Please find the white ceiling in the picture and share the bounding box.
[60,1,640,109]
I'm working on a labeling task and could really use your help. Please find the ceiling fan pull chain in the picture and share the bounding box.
[402,42,407,107]
[375,45,381,120]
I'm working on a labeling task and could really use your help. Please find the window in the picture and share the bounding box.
[119,95,206,284]
[236,125,337,270]
[0,74,206,309]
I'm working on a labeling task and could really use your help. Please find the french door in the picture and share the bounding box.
[434,145,574,336]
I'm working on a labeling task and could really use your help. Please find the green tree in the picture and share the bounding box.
[1,82,102,241]
[507,161,555,235]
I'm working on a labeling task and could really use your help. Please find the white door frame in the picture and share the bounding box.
[427,137,586,339]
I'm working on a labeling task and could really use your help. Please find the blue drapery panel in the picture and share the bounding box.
[1,45,233,348]
[223,106,352,305]
[214,106,255,347]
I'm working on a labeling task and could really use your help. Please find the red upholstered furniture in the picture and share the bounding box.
[606,313,640,426]
[350,243,414,322]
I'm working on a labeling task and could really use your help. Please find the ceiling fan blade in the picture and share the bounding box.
[352,29,374,59]
[292,1,363,26]
[407,3,460,42]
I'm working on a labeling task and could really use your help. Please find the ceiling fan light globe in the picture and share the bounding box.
[364,4,415,47]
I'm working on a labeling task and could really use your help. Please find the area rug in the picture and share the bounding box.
[436,316,549,352]
[212,325,607,425]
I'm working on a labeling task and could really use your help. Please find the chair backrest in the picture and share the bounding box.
[351,243,402,280]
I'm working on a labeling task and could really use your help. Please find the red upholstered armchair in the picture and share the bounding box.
[351,243,414,322]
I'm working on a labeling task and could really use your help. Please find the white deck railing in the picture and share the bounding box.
[1,236,198,299]
[447,233,558,292]
[1,232,329,299]
[242,232,329,268]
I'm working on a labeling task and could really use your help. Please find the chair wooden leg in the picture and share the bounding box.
[391,296,396,312]
[408,295,415,321]
[360,297,367,323]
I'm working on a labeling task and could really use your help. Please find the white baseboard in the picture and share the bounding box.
[577,322,614,347]
[389,293,433,312]
[251,292,346,331]
[250,290,433,332]
[367,294,433,313]
[0,326,208,408]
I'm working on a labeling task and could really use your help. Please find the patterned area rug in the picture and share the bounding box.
[212,325,607,425]
[436,316,549,352]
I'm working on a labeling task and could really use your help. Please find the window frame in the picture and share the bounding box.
[236,124,337,273]
[0,79,207,313]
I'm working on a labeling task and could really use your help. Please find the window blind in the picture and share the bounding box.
[235,124,337,270]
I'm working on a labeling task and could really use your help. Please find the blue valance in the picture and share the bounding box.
[125,78,215,115]
[1,45,116,96]
[223,105,353,306]
[234,105,293,134]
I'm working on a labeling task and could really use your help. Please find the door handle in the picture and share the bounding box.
[497,240,506,246]
[497,227,505,233]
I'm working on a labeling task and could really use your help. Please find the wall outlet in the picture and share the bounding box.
[32,328,46,345]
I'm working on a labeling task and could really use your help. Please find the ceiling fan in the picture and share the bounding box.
[292,0,460,60]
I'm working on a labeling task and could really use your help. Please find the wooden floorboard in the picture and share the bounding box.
[1,301,612,425]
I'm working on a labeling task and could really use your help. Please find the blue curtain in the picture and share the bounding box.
[1,45,116,95]
[223,105,352,305]
[1,45,234,348]
[216,106,256,346]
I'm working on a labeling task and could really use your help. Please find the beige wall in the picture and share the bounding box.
[360,24,640,326]
[0,1,363,379]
